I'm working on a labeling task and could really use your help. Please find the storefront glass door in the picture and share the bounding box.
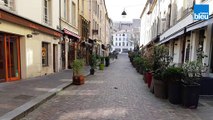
[0,34,20,82]
[0,35,5,81]
[6,36,20,80]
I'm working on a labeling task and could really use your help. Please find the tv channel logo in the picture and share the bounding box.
[194,4,209,20]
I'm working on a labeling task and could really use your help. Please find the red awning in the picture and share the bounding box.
[63,28,81,39]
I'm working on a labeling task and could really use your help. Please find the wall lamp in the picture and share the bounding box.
[32,30,40,35]
[121,9,127,18]
[26,34,33,38]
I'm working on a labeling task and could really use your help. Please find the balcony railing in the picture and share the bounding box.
[0,0,15,11]
[43,14,52,26]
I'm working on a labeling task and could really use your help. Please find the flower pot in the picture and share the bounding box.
[181,83,200,109]
[168,81,181,104]
[147,72,152,88]
[72,75,85,85]
[99,64,104,70]
[143,72,147,83]
[105,57,110,67]
[154,79,167,99]
[90,68,95,75]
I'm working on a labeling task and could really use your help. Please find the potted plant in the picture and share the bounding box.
[72,59,85,85]
[99,56,105,70]
[89,54,97,75]
[181,47,208,108]
[105,56,110,67]
[143,47,154,86]
[153,46,172,99]
[133,56,143,73]
[163,66,184,104]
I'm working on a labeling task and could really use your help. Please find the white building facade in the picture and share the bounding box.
[140,0,213,76]
[112,30,134,53]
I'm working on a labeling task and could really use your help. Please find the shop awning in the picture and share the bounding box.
[157,28,185,45]
[88,38,97,44]
[186,16,213,32]
[101,44,107,50]
[81,41,92,48]
[63,28,80,40]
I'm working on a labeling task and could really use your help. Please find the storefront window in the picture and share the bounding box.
[42,42,49,66]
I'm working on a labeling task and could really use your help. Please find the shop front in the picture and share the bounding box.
[62,28,80,69]
[0,33,20,82]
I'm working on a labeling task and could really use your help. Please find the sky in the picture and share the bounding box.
[105,0,146,22]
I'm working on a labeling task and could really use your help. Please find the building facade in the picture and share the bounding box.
[112,20,141,53]
[88,0,110,57]
[0,0,110,82]
[59,0,80,69]
[0,0,62,82]
[112,30,134,53]
[140,0,213,76]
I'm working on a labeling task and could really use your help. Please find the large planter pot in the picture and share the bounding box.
[99,64,104,70]
[146,72,152,88]
[154,79,167,99]
[181,83,200,109]
[73,75,85,85]
[168,81,181,104]
[139,67,144,75]
[105,57,110,67]
[143,72,147,83]
[90,68,95,75]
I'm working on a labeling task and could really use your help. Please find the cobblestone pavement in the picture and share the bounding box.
[0,66,90,117]
[21,54,213,120]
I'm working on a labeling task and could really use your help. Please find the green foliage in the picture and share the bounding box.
[153,46,173,80]
[182,47,208,84]
[100,56,105,64]
[89,54,97,69]
[72,59,84,75]
[163,66,184,82]
[133,57,143,67]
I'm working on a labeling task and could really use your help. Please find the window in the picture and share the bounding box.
[123,42,125,46]
[185,43,190,62]
[3,0,15,9]
[72,2,76,26]
[44,0,51,25]
[127,42,128,46]
[81,0,84,15]
[119,38,121,41]
[42,42,49,66]
[100,10,102,21]
[116,38,117,41]
[119,43,121,46]
[97,5,99,16]
[115,42,117,46]
[64,0,70,22]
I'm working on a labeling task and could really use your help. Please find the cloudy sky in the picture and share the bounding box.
[105,0,146,22]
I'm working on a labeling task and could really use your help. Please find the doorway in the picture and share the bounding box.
[0,34,21,82]
[53,44,57,72]
[0,35,5,82]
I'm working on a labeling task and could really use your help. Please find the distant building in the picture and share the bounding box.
[111,30,134,53]
[111,19,141,53]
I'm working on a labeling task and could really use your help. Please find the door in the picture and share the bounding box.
[0,35,5,82]
[53,44,56,72]
[5,36,20,81]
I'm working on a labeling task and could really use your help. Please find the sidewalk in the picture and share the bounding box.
[0,66,90,120]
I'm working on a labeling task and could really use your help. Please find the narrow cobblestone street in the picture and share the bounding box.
[21,54,209,120]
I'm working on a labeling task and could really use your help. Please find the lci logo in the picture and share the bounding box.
[194,4,209,20]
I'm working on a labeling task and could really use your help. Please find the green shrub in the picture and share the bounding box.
[163,66,184,82]
[72,59,84,75]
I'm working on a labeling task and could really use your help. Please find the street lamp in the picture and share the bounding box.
[121,9,127,18]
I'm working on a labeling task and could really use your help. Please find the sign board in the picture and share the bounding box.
[194,4,209,20]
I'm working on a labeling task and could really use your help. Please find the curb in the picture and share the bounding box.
[0,82,73,120]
